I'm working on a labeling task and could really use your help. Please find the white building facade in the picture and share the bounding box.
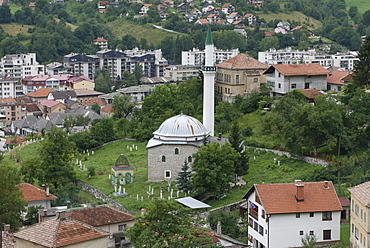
[242,181,342,248]
[182,47,239,66]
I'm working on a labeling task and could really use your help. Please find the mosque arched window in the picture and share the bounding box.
[162,155,166,162]
[175,148,179,155]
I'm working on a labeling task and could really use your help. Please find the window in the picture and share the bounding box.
[118,224,126,231]
[258,225,264,236]
[262,209,265,219]
[165,170,171,178]
[305,83,310,89]
[254,78,258,83]
[309,231,314,236]
[322,211,332,221]
[278,73,281,77]
[278,83,281,88]
[162,155,166,162]
[299,230,304,235]
[236,75,240,84]
[365,213,366,223]
[355,227,359,239]
[188,156,192,162]
[175,148,179,155]
[291,84,296,89]
[323,230,331,240]
[355,204,359,216]
[309,212,314,217]
[296,213,300,218]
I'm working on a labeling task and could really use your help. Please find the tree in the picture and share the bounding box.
[38,126,76,188]
[176,160,192,193]
[94,70,113,93]
[192,142,239,197]
[301,233,317,248]
[229,122,249,177]
[91,103,101,114]
[348,6,358,19]
[133,63,143,82]
[25,205,43,225]
[126,200,211,248]
[0,165,26,231]
[207,210,240,239]
[90,118,116,144]
[112,94,135,119]
[353,35,370,88]
[0,5,11,23]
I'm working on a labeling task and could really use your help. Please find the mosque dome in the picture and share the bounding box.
[153,114,209,138]
[115,154,129,166]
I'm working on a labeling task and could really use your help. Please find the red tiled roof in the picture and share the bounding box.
[66,205,134,226]
[269,63,329,76]
[101,104,112,113]
[83,97,107,106]
[338,196,350,207]
[244,181,342,214]
[5,137,25,145]
[19,183,58,202]
[14,216,109,247]
[264,31,274,37]
[93,37,108,42]
[197,19,210,24]
[327,70,353,85]
[222,3,231,8]
[0,98,15,103]
[38,100,62,108]
[298,88,324,99]
[26,103,41,112]
[29,2,35,6]
[244,13,253,17]
[27,88,55,98]
[216,53,268,70]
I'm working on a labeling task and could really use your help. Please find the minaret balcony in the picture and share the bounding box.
[202,66,216,72]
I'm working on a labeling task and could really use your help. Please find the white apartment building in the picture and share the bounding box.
[182,47,239,66]
[0,53,45,97]
[164,65,201,81]
[242,181,342,248]
[0,76,17,98]
[258,47,359,71]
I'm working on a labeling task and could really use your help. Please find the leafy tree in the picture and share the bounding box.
[91,103,101,114]
[54,182,80,206]
[94,72,113,94]
[0,5,11,23]
[90,118,116,144]
[126,200,210,248]
[207,210,240,239]
[38,126,76,188]
[229,122,249,177]
[122,70,137,87]
[348,6,358,19]
[20,157,42,184]
[353,35,370,88]
[192,142,239,197]
[25,205,43,225]
[133,63,143,83]
[69,131,99,152]
[176,160,192,193]
[112,94,135,119]
[0,165,26,230]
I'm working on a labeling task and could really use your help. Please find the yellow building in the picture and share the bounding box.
[349,181,370,247]
[215,53,268,102]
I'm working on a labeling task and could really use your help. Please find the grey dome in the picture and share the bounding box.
[153,114,209,137]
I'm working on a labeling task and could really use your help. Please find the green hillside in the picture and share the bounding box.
[257,11,322,30]
[346,0,370,13]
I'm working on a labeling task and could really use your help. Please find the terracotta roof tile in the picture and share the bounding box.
[26,103,41,113]
[298,88,324,99]
[270,63,329,76]
[38,100,63,108]
[327,70,353,85]
[83,97,107,106]
[348,181,370,207]
[14,216,109,247]
[0,98,15,103]
[66,205,134,226]
[93,37,108,42]
[20,183,58,202]
[5,137,25,145]
[27,88,55,98]
[338,196,350,207]
[216,53,268,70]
[101,104,112,113]
[244,181,342,214]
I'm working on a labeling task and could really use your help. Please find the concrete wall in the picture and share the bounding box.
[147,144,198,182]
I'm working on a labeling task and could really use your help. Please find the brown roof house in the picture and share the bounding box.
[20,183,58,209]
[14,211,113,248]
[298,88,324,104]
[327,70,353,92]
[264,63,329,97]
[241,181,342,247]
[27,88,55,102]
[38,100,67,116]
[215,53,268,102]
[100,104,113,118]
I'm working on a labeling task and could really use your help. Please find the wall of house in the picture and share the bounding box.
[98,220,135,233]
[15,238,46,248]
[350,195,369,247]
[69,80,95,91]
[27,200,51,209]
[247,191,268,247]
[61,237,111,248]
[269,211,341,248]
[147,144,198,182]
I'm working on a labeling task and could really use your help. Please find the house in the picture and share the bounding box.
[38,100,67,115]
[232,20,245,28]
[164,0,173,8]
[248,0,263,6]
[27,88,55,102]
[327,70,353,92]
[82,97,107,109]
[274,26,288,34]
[97,0,110,9]
[241,181,342,248]
[348,181,370,247]
[201,3,213,13]
[190,8,202,16]
[26,103,42,117]
[100,104,113,118]
[243,13,256,25]
[177,3,188,13]
[159,11,169,19]
[205,7,220,15]
[298,88,324,104]
[215,53,268,102]
[0,98,27,126]
[207,14,219,23]
[234,28,248,38]
[48,90,77,103]
[221,3,234,14]
[93,37,108,49]
[157,2,167,11]
[338,196,350,222]
[264,63,329,97]
[19,183,58,209]
[277,21,290,30]
[217,20,230,25]
[227,12,241,24]
[139,4,152,15]
[14,211,113,248]
[195,18,210,25]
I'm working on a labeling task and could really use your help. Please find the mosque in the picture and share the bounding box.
[146,27,219,182]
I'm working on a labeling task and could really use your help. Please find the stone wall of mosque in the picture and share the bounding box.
[147,144,199,182]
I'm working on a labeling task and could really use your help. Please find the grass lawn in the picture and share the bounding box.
[107,19,181,47]
[257,11,322,30]
[346,0,370,13]
[0,23,33,36]
[341,223,350,246]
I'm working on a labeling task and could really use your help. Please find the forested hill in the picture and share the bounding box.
[0,0,369,64]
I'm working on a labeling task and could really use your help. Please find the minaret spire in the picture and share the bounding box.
[202,26,216,136]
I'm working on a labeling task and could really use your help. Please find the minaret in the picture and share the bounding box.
[202,26,216,136]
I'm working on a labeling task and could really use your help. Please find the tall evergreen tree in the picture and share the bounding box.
[229,122,249,177]
[176,160,192,193]
[353,35,370,88]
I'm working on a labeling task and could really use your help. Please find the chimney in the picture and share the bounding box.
[296,183,304,202]
[57,211,66,220]
[4,224,10,232]
[216,220,222,234]
[66,201,71,209]
[46,186,50,197]
[218,133,222,140]
[324,181,329,189]
[43,209,48,216]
